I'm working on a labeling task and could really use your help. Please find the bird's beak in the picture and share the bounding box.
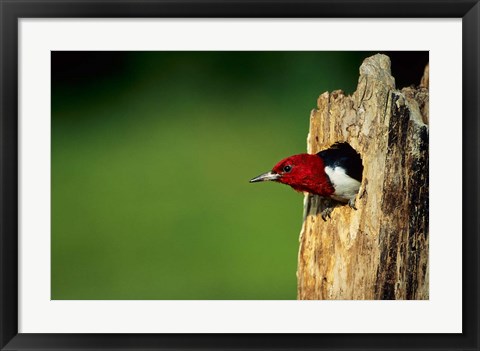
[249,171,280,183]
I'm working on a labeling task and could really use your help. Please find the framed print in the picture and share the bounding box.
[1,1,478,350]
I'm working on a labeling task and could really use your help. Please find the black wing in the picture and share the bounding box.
[316,142,363,182]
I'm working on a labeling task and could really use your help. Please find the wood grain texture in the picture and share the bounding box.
[297,54,429,300]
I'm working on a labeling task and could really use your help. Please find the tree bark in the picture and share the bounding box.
[297,54,429,300]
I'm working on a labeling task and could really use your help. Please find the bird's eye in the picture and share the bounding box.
[283,165,292,173]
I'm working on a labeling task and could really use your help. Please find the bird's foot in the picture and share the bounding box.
[348,197,357,210]
[321,206,334,221]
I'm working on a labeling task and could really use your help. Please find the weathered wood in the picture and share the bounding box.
[297,54,429,300]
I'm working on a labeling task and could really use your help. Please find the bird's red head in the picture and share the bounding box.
[250,153,334,197]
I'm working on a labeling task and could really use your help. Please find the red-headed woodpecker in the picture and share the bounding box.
[250,142,363,220]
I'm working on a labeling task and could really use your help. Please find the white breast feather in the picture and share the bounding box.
[324,166,361,202]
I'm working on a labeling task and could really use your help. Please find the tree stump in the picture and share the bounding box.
[297,54,429,300]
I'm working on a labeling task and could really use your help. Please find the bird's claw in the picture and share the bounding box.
[321,207,333,221]
[348,198,357,210]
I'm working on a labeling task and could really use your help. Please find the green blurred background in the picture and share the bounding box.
[51,51,428,300]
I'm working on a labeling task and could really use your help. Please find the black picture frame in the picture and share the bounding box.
[1,1,478,350]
